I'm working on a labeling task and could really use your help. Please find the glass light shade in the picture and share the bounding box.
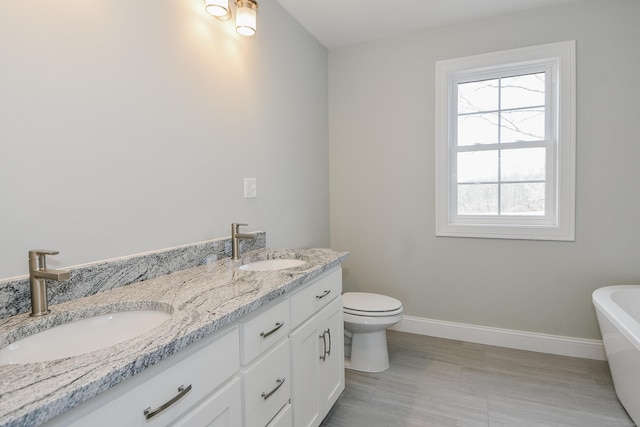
[236,1,257,36]
[205,0,230,18]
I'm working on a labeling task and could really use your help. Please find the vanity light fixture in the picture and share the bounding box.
[235,0,258,36]
[204,0,259,36]
[204,0,231,20]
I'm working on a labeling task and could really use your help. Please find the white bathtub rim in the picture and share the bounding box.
[593,285,640,353]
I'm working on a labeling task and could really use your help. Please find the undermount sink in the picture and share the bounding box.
[239,258,306,271]
[0,310,171,365]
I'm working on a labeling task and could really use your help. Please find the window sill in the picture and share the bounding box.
[435,222,575,241]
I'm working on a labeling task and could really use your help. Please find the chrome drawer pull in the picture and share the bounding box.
[260,321,284,339]
[143,384,192,420]
[316,290,331,299]
[326,328,332,357]
[261,378,285,400]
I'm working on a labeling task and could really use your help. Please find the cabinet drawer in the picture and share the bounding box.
[172,377,241,427]
[290,268,342,329]
[267,402,292,427]
[242,339,291,427]
[241,299,290,365]
[66,327,240,427]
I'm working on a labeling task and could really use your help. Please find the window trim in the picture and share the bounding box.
[435,41,576,241]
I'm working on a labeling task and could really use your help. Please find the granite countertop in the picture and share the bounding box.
[0,247,349,427]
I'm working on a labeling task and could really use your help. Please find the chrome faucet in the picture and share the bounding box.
[28,249,70,317]
[231,223,254,260]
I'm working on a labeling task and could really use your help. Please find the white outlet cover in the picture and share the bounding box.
[244,178,257,198]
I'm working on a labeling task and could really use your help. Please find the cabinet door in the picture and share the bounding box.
[319,297,345,413]
[172,377,241,427]
[290,315,323,427]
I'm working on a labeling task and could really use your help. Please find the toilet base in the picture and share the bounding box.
[345,330,390,373]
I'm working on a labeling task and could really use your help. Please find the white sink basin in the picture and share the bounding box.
[0,310,171,365]
[239,259,306,271]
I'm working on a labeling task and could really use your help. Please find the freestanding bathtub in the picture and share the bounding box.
[593,285,640,424]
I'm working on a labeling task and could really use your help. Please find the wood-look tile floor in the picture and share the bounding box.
[320,330,635,427]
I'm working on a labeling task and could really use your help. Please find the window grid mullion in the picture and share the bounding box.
[456,140,548,152]
[497,77,503,215]
[458,104,546,117]
[458,179,546,185]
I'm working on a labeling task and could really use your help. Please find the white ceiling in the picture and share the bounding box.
[275,0,586,49]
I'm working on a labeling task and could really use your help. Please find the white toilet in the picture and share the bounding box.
[343,292,403,373]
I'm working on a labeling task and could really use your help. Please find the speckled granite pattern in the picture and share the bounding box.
[0,233,266,319]
[0,247,349,427]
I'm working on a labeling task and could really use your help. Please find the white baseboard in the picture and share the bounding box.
[390,315,606,361]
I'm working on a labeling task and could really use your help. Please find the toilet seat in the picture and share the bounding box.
[343,292,403,317]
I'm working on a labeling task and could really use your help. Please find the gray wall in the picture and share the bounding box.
[0,0,329,279]
[329,0,640,340]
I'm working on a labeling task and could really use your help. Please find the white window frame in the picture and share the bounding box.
[435,41,576,241]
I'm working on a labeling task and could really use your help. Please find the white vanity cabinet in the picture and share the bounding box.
[290,268,345,427]
[41,265,344,427]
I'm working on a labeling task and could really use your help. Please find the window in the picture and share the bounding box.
[435,41,576,241]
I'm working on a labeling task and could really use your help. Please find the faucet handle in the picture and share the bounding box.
[231,223,249,233]
[28,249,61,269]
[29,249,60,258]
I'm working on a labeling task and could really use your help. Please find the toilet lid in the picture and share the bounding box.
[343,292,403,314]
